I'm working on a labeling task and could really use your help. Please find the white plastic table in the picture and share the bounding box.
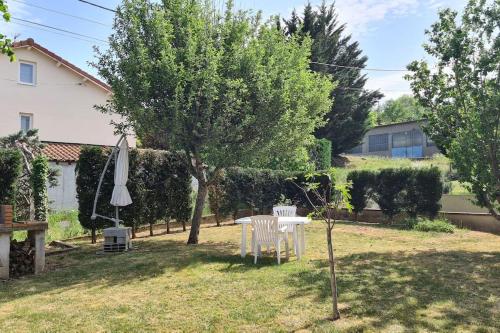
[235,216,311,259]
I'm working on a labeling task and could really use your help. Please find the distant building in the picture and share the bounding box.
[347,120,440,158]
[0,38,136,211]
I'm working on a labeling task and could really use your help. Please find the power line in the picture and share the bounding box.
[78,0,116,13]
[10,0,111,27]
[11,17,108,43]
[311,61,409,72]
[11,21,106,44]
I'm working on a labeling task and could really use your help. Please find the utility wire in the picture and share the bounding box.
[78,0,116,13]
[11,21,106,44]
[311,61,409,72]
[11,17,108,43]
[10,0,111,27]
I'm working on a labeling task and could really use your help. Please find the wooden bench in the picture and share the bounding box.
[0,222,48,280]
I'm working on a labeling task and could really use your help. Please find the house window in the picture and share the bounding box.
[392,132,407,148]
[20,114,33,133]
[19,62,36,85]
[368,134,389,152]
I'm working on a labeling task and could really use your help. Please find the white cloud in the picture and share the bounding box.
[365,72,412,101]
[335,0,420,36]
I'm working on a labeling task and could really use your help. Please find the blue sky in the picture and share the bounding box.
[2,0,467,101]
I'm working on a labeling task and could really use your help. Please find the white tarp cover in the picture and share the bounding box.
[110,138,133,207]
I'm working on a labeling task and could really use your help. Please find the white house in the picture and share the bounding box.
[0,38,135,211]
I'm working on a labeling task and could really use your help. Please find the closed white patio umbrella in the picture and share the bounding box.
[91,135,132,229]
[110,138,132,208]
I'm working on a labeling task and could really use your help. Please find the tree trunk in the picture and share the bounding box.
[132,226,136,239]
[326,226,340,321]
[149,223,154,236]
[187,181,208,244]
[215,213,221,227]
[91,227,96,244]
[166,219,170,234]
[182,220,186,232]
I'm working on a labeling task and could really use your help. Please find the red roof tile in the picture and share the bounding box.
[13,38,111,92]
[42,142,82,162]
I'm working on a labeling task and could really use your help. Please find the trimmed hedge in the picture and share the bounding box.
[76,146,192,242]
[309,138,332,170]
[347,170,376,219]
[347,167,443,222]
[0,148,23,219]
[208,167,331,218]
[375,168,412,221]
[31,156,49,221]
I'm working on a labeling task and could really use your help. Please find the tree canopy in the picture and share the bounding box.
[373,95,428,125]
[406,0,499,220]
[284,2,383,157]
[0,0,15,61]
[95,0,333,243]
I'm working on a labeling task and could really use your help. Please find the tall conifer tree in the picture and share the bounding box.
[284,2,383,156]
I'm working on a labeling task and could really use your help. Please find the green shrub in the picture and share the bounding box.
[31,156,49,221]
[411,217,455,233]
[405,167,443,218]
[347,170,376,219]
[0,148,23,219]
[373,168,411,222]
[76,146,115,242]
[309,138,332,170]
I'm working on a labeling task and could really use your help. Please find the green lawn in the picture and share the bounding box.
[1,221,499,332]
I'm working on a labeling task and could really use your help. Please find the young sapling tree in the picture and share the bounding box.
[291,169,352,321]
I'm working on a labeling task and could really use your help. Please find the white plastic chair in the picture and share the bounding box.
[273,206,298,254]
[251,215,289,264]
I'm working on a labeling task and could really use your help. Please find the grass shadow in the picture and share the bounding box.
[0,237,263,302]
[287,250,500,332]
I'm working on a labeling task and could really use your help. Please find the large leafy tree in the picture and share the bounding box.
[95,0,333,244]
[0,0,15,61]
[374,95,428,125]
[284,2,383,156]
[406,0,499,220]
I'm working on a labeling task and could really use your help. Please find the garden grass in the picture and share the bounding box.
[1,221,499,332]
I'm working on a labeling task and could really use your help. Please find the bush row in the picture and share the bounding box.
[347,167,443,221]
[76,146,192,241]
[208,167,331,222]
[0,148,22,218]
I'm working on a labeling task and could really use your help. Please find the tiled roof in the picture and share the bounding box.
[13,38,111,92]
[42,142,82,162]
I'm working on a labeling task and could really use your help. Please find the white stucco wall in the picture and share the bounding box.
[0,46,135,147]
[48,162,78,211]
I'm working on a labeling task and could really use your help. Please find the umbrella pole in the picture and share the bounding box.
[91,134,126,221]
[114,145,120,228]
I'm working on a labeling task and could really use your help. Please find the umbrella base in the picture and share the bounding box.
[103,227,132,252]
